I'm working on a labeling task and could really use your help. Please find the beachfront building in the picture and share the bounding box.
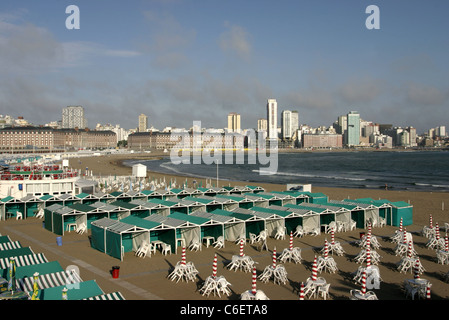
[227,113,241,133]
[127,131,245,151]
[62,106,87,129]
[302,133,343,149]
[138,114,148,133]
[0,126,116,151]
[267,99,278,141]
[346,111,360,147]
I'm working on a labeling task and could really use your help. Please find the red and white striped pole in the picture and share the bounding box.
[368,222,372,236]
[435,223,440,241]
[212,254,217,278]
[331,228,335,245]
[366,243,371,268]
[407,241,413,258]
[445,235,448,252]
[414,258,420,279]
[251,267,257,295]
[403,228,408,244]
[361,270,367,295]
[299,282,305,300]
[429,214,433,229]
[289,231,293,251]
[181,246,186,265]
[426,284,431,300]
[240,239,244,257]
[324,239,329,259]
[399,217,403,233]
[311,256,318,281]
[272,247,277,269]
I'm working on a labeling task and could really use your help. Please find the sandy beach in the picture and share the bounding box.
[1,151,448,304]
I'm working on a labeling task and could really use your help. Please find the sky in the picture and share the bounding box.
[0,0,448,134]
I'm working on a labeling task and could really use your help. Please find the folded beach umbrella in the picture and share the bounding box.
[414,259,420,279]
[212,254,218,278]
[239,239,244,257]
[299,282,305,300]
[311,256,318,281]
[272,247,277,269]
[7,258,16,292]
[251,267,257,295]
[289,232,293,251]
[31,272,39,300]
[361,270,367,295]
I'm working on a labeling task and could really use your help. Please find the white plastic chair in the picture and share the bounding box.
[274,226,286,240]
[248,233,257,244]
[161,243,171,255]
[317,283,330,300]
[76,223,87,234]
[213,236,224,249]
[324,221,337,234]
[35,208,44,219]
[16,212,23,220]
[136,242,149,258]
[293,225,304,238]
[188,239,201,252]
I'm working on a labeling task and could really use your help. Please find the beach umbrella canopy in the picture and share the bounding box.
[7,258,16,292]
[62,287,68,300]
[31,272,39,300]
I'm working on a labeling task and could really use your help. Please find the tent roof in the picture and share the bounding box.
[91,217,120,229]
[120,215,161,230]
[36,279,104,300]
[68,203,97,213]
[1,196,23,203]
[167,212,210,225]
[110,200,138,210]
[144,214,198,228]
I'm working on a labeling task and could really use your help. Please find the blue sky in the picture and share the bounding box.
[0,0,448,133]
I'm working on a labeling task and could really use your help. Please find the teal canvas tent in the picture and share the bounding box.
[145,214,199,253]
[76,193,99,205]
[269,205,314,234]
[203,210,245,242]
[246,206,286,238]
[190,211,226,243]
[0,196,24,220]
[168,211,223,245]
[283,203,321,234]
[90,217,154,260]
[89,201,125,220]
[330,200,379,228]
[244,194,269,208]
[215,208,265,239]
[216,194,255,209]
[21,194,44,218]
[44,205,77,235]
[354,198,394,226]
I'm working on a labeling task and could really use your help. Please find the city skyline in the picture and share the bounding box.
[1,1,448,134]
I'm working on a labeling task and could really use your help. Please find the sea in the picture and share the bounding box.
[124,150,449,192]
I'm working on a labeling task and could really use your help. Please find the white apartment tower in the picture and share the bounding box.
[62,106,87,129]
[281,110,292,139]
[267,99,278,140]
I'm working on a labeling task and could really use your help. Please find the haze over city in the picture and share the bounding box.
[1,0,448,133]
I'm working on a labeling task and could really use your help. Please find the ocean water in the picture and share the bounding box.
[125,151,449,192]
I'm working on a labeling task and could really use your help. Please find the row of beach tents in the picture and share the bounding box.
[0,233,125,300]
[38,190,413,261]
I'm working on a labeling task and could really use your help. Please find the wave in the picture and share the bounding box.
[252,170,367,181]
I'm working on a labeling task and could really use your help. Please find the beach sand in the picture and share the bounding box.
[1,151,448,303]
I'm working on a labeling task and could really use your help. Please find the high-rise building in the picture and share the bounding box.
[227,112,241,133]
[346,111,360,146]
[257,118,267,131]
[62,106,87,129]
[267,99,278,140]
[291,111,299,133]
[281,110,292,139]
[138,113,148,132]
